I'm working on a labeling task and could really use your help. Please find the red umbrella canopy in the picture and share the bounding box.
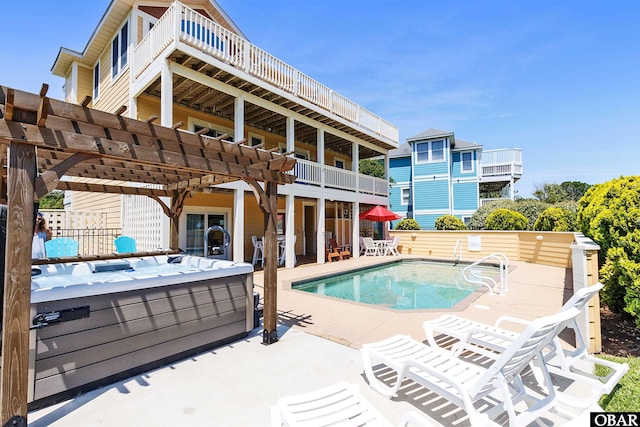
[359,205,403,222]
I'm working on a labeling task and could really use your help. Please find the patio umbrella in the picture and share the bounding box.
[359,205,402,222]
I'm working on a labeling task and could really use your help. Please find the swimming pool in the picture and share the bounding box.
[291,260,501,310]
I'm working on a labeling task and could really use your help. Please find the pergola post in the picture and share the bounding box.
[262,181,279,345]
[1,142,37,425]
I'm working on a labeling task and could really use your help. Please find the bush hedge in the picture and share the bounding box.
[533,207,577,232]
[577,176,640,325]
[394,218,421,230]
[435,215,467,230]
[485,208,529,230]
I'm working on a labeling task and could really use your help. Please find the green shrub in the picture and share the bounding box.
[485,208,528,230]
[512,199,551,230]
[533,207,577,231]
[394,218,421,230]
[435,215,467,230]
[468,199,517,229]
[577,176,640,325]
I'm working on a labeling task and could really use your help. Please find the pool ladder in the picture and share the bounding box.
[454,239,462,261]
[461,253,509,296]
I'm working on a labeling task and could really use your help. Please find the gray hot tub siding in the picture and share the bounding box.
[29,273,252,406]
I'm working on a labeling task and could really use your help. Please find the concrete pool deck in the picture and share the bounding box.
[28,255,595,426]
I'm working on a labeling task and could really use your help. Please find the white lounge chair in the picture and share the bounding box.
[270,381,432,426]
[423,282,628,403]
[362,308,581,427]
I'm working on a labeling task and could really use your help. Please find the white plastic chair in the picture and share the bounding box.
[252,235,264,267]
[278,235,297,266]
[422,281,628,403]
[362,237,379,256]
[384,236,400,256]
[362,308,582,427]
[270,381,432,426]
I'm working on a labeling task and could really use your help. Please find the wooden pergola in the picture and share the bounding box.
[0,84,296,424]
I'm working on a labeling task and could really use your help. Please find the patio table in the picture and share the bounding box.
[373,239,392,256]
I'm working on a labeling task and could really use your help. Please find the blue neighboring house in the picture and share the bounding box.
[389,128,522,229]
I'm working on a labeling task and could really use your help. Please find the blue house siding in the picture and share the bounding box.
[389,183,410,215]
[414,160,448,177]
[453,181,479,211]
[413,178,449,210]
[414,213,445,230]
[451,151,479,179]
[389,157,411,182]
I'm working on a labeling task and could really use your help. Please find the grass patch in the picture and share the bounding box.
[597,354,640,411]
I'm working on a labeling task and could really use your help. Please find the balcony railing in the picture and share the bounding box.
[133,2,399,143]
[480,148,523,179]
[290,158,388,196]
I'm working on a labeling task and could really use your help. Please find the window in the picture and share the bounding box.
[416,142,430,163]
[111,21,129,78]
[431,140,444,161]
[248,133,264,147]
[401,188,410,205]
[194,125,233,142]
[461,151,474,173]
[93,62,100,100]
[334,158,345,169]
[415,139,446,163]
[278,143,309,160]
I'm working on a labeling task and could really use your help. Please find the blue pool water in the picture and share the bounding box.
[292,260,500,310]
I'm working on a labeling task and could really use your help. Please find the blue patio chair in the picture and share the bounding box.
[45,237,79,257]
[114,235,137,253]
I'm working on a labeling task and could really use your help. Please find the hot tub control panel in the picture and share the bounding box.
[32,306,91,329]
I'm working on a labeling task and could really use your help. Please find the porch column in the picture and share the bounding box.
[317,129,325,187]
[233,188,245,262]
[285,195,295,267]
[160,60,173,127]
[284,116,295,268]
[234,96,245,142]
[352,141,360,257]
[316,128,326,264]
[317,197,326,264]
[510,176,515,200]
[353,201,360,258]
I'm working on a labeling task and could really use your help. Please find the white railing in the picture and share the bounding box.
[480,148,523,178]
[134,3,178,78]
[289,159,387,196]
[133,2,399,143]
[462,253,509,296]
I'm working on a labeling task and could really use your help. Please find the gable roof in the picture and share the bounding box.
[406,128,454,143]
[52,0,247,77]
[388,143,411,158]
[405,128,482,150]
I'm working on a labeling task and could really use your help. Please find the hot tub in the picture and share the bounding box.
[29,255,254,407]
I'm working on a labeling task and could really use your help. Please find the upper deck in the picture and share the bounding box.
[132,2,398,151]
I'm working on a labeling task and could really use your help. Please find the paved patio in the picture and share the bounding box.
[28,255,595,426]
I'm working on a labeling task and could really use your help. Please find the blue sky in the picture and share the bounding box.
[1,0,638,197]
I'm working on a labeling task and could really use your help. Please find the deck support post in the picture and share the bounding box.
[1,142,36,425]
[262,181,279,344]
